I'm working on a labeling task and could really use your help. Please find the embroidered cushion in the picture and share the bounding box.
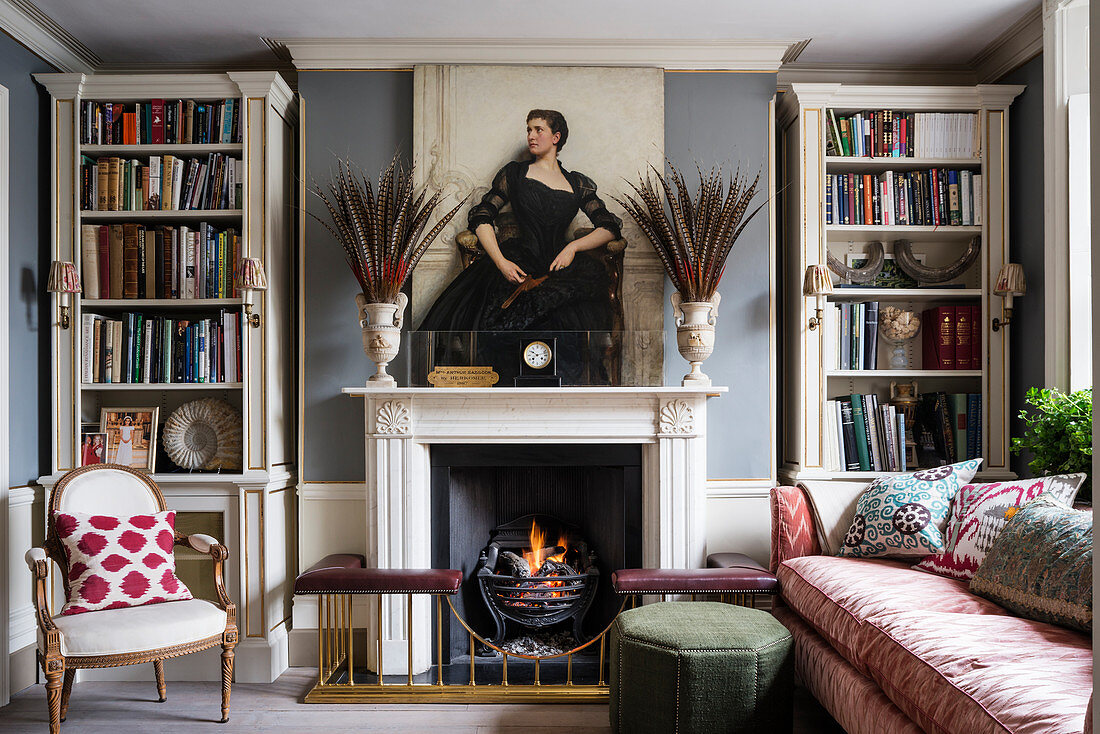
[914,474,1085,579]
[969,494,1092,632]
[53,510,192,616]
[837,459,982,558]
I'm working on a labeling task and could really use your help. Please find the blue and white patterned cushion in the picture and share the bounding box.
[837,459,983,558]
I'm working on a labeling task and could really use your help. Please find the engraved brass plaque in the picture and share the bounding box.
[427,366,500,387]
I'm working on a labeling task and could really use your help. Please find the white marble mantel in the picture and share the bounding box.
[342,385,725,673]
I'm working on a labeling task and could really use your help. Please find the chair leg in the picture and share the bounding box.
[154,659,167,702]
[220,643,234,724]
[59,669,76,721]
[45,667,64,734]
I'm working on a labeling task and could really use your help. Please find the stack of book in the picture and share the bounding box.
[825,169,982,226]
[826,110,980,158]
[80,99,241,145]
[830,301,879,370]
[824,394,906,472]
[79,222,241,300]
[922,305,982,370]
[80,311,243,384]
[823,391,982,472]
[80,154,243,211]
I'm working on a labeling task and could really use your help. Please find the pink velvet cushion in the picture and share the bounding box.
[862,608,1092,734]
[778,555,1008,673]
[54,510,192,616]
[914,474,1085,580]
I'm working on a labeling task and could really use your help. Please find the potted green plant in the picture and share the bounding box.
[1010,386,1093,502]
[311,156,464,386]
[615,161,765,386]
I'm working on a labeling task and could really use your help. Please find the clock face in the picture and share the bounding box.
[523,340,552,369]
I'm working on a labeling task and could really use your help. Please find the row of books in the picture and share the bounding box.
[823,392,982,473]
[825,170,983,227]
[80,311,243,385]
[831,302,880,370]
[923,305,982,370]
[79,223,241,300]
[81,154,243,212]
[80,99,241,146]
[823,394,908,472]
[826,110,980,159]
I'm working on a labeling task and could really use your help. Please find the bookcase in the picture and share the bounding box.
[34,72,298,683]
[778,83,1023,484]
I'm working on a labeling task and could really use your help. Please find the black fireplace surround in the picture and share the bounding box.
[431,444,642,660]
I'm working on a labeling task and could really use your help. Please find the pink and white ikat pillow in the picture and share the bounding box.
[913,474,1086,580]
[53,510,192,615]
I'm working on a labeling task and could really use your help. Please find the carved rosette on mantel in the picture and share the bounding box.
[671,293,721,387]
[356,293,408,387]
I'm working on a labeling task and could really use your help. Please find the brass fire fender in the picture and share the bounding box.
[304,592,760,704]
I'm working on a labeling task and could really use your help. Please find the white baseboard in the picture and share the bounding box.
[8,604,35,652]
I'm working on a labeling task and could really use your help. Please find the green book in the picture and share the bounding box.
[849,393,872,471]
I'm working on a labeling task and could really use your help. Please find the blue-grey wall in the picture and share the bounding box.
[999,55,1044,478]
[664,72,777,480]
[299,71,413,481]
[298,70,777,483]
[0,36,54,486]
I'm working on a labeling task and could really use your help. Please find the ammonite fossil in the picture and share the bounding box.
[162,398,242,471]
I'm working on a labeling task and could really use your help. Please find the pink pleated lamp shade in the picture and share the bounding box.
[802,264,833,297]
[235,257,268,292]
[46,260,81,294]
[993,263,1026,297]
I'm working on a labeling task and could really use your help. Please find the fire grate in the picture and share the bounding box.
[476,514,599,645]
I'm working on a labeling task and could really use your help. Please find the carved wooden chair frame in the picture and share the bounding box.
[27,463,238,732]
[455,213,628,382]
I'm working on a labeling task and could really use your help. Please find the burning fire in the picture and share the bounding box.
[522,519,570,576]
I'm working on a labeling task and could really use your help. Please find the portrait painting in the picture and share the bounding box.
[100,407,159,471]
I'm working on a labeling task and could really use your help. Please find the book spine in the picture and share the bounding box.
[863,301,879,370]
[92,317,103,382]
[849,394,871,471]
[864,394,882,471]
[850,302,862,370]
[966,393,980,460]
[80,314,94,384]
[971,303,981,369]
[955,305,972,371]
[947,169,961,225]
[839,398,861,470]
[937,392,957,464]
[972,174,983,225]
[136,227,146,299]
[896,412,906,471]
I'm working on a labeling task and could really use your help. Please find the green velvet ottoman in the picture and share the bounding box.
[609,602,793,734]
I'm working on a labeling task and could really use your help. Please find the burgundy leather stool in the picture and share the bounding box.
[612,555,779,606]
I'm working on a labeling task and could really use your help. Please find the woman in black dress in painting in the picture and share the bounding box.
[419,109,622,336]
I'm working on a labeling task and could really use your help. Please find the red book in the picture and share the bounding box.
[97,225,110,298]
[151,99,165,145]
[955,306,972,370]
[863,174,873,224]
[972,304,981,369]
[122,111,136,145]
[922,306,956,369]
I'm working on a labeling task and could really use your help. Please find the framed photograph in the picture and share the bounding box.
[100,407,159,472]
[80,427,107,466]
[846,252,926,288]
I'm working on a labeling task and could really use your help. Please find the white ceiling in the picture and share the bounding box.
[31,0,1039,69]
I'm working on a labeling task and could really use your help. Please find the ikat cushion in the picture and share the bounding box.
[837,459,982,558]
[970,494,1092,632]
[53,510,192,616]
[913,474,1085,579]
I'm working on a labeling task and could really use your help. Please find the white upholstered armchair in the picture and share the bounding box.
[26,464,237,733]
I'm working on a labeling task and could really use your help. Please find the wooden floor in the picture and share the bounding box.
[0,667,844,733]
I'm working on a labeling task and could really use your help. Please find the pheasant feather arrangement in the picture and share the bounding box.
[615,161,766,302]
[310,155,465,304]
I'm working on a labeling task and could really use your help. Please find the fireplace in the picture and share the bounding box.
[476,514,600,648]
[431,444,641,662]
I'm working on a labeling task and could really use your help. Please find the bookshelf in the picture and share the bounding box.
[35,72,298,682]
[778,83,1024,483]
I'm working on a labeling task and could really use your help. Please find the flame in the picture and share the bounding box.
[521,519,571,576]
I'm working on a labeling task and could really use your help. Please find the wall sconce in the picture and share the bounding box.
[802,264,833,331]
[992,263,1026,331]
[46,260,81,329]
[235,257,267,329]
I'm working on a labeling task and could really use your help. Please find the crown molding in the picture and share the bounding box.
[778,62,976,89]
[971,5,1043,83]
[0,0,97,72]
[281,37,798,71]
[785,82,1023,110]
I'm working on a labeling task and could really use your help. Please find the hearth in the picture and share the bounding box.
[476,515,599,646]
